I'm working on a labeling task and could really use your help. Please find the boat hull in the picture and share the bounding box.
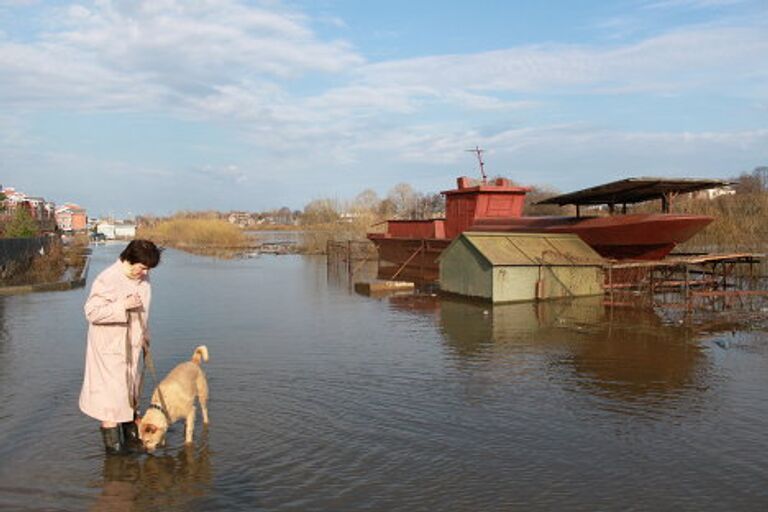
[368,213,713,281]
[469,214,714,260]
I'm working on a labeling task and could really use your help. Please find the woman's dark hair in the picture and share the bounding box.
[120,239,162,268]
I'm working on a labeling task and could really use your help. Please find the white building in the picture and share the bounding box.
[115,223,136,239]
[96,222,116,239]
[694,186,736,200]
[96,220,137,240]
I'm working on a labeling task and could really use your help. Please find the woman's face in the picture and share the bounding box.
[124,261,150,280]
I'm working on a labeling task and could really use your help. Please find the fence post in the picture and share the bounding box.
[347,240,352,277]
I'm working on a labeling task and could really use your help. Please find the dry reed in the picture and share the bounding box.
[300,214,381,254]
[675,193,768,252]
[138,218,248,257]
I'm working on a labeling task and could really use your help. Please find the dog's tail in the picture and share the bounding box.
[192,345,209,365]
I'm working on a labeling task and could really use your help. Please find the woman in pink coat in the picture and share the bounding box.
[79,239,161,454]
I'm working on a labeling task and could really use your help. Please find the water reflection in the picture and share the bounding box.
[0,299,6,343]
[436,296,604,355]
[0,299,10,402]
[90,431,212,512]
[435,296,714,408]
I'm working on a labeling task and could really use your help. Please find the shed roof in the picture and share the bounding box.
[537,177,731,206]
[452,232,605,266]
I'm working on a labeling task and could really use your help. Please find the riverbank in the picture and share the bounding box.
[0,257,89,295]
[0,239,89,295]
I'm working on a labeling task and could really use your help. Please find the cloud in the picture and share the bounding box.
[1,0,766,213]
[2,1,765,138]
[356,25,768,96]
[190,164,248,184]
[642,0,746,10]
[54,0,358,74]
[3,2,765,117]
[332,123,768,174]
[0,0,363,112]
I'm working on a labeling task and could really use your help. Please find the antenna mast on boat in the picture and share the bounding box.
[466,146,487,183]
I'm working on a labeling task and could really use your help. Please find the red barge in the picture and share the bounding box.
[368,173,729,282]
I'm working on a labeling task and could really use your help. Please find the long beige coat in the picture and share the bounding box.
[79,260,152,423]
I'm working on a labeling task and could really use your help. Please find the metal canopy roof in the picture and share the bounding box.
[537,177,731,206]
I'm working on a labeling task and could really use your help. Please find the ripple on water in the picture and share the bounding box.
[2,249,768,511]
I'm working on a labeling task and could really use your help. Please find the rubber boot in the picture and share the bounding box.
[121,421,145,454]
[100,426,125,455]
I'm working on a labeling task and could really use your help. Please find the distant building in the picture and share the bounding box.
[1,186,57,231]
[114,222,137,239]
[339,212,362,223]
[96,220,136,240]
[55,203,88,232]
[96,222,116,239]
[692,186,736,200]
[1,187,24,205]
[227,211,255,227]
[23,197,48,220]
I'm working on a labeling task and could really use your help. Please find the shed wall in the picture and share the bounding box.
[491,265,603,303]
[439,237,492,299]
[542,266,603,299]
[492,267,539,302]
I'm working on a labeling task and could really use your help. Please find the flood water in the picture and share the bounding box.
[1,243,767,511]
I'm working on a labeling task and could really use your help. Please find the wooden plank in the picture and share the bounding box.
[690,290,768,298]
[354,280,415,295]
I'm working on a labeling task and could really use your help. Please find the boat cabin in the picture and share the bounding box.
[442,177,530,238]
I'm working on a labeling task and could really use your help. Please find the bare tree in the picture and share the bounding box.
[301,198,341,225]
[276,206,293,224]
[413,192,445,219]
[387,183,420,219]
[377,198,397,218]
[352,189,380,213]
[523,185,564,216]
[734,172,763,194]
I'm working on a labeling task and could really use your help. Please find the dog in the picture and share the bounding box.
[139,345,210,452]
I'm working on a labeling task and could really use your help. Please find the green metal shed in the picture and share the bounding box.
[439,232,605,303]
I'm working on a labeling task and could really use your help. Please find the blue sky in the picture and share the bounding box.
[1,0,766,217]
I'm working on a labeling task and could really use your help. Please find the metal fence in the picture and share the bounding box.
[0,236,52,267]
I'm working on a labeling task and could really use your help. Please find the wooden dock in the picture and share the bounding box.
[604,252,766,308]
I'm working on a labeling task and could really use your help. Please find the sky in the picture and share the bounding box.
[1,0,766,218]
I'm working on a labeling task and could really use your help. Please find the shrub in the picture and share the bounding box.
[4,208,38,238]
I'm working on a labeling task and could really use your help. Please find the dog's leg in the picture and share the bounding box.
[197,374,210,425]
[200,399,209,425]
[185,407,196,444]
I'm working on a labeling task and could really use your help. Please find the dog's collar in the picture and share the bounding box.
[148,403,166,415]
